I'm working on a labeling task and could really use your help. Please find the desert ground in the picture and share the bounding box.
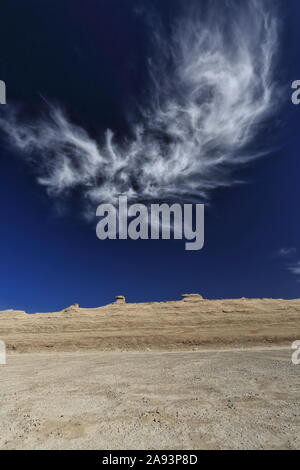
[0,295,299,449]
[1,349,299,450]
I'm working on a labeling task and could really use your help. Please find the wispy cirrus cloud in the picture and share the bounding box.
[275,247,297,259]
[288,262,300,276]
[0,0,282,214]
[274,247,300,279]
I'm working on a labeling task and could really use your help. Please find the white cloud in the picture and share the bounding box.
[0,0,282,213]
[276,247,297,258]
[288,262,300,276]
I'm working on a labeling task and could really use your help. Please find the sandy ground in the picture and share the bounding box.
[0,348,299,450]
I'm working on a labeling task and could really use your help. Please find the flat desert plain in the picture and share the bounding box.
[0,295,300,449]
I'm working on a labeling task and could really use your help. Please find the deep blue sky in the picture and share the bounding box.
[0,0,299,312]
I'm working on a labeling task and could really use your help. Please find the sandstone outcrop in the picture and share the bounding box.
[0,295,299,353]
[181,293,204,302]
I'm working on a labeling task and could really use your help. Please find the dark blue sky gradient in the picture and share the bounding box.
[0,0,299,312]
